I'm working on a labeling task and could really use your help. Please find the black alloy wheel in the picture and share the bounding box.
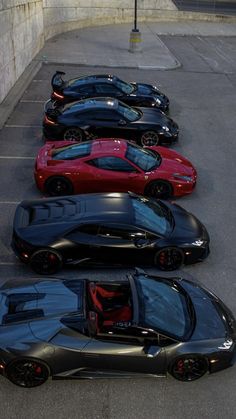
[6,359,50,388]
[140,131,159,147]
[155,247,184,271]
[45,176,73,196]
[64,127,84,142]
[30,249,63,275]
[145,180,173,199]
[170,356,208,382]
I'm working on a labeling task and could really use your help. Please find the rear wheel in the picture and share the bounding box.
[45,176,73,196]
[155,247,184,271]
[6,358,50,388]
[140,131,159,147]
[30,249,63,275]
[64,127,84,142]
[145,180,173,199]
[170,356,208,382]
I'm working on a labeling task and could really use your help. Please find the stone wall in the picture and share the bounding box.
[43,0,177,40]
[0,0,44,103]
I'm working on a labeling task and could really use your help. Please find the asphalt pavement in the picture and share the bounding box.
[0,19,236,419]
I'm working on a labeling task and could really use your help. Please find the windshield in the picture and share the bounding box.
[126,143,161,171]
[114,77,134,94]
[117,102,141,122]
[131,195,172,235]
[52,142,91,160]
[135,274,192,339]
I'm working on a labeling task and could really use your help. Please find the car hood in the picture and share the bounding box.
[165,202,209,241]
[135,107,172,125]
[154,146,196,177]
[179,279,227,340]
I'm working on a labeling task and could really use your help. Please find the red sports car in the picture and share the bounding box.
[34,139,197,198]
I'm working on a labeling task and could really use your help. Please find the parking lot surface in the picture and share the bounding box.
[0,28,236,419]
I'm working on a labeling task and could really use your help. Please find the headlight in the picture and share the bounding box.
[155,98,161,105]
[162,126,169,132]
[173,174,193,182]
[191,240,206,246]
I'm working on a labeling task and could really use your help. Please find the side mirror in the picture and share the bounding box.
[144,346,161,358]
[134,238,149,248]
[118,119,127,126]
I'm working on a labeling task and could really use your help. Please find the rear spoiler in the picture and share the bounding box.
[51,71,66,91]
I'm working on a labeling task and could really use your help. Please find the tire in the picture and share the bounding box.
[140,131,159,147]
[30,249,63,275]
[145,180,173,199]
[6,358,50,388]
[169,356,208,382]
[63,127,84,142]
[45,176,74,196]
[155,247,184,271]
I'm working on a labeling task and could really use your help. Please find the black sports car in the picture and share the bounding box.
[43,97,178,146]
[50,71,170,112]
[0,271,235,387]
[11,192,209,274]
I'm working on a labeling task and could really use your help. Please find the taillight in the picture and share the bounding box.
[53,91,64,100]
[44,115,57,125]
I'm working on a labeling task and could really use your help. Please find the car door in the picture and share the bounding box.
[94,83,125,100]
[86,109,136,140]
[81,327,167,375]
[84,156,142,193]
[90,224,157,265]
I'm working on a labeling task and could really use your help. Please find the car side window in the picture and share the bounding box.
[87,157,136,172]
[97,226,144,241]
[76,85,95,94]
[95,84,120,95]
[93,110,119,121]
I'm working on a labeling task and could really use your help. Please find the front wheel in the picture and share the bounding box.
[6,358,50,388]
[145,180,173,199]
[155,247,184,270]
[140,131,159,147]
[30,249,63,275]
[64,127,84,142]
[169,356,208,382]
[45,176,74,196]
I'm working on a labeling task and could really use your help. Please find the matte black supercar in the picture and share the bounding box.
[0,271,235,387]
[43,97,178,146]
[51,71,170,112]
[11,192,209,274]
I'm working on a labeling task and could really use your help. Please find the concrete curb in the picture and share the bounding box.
[0,60,42,130]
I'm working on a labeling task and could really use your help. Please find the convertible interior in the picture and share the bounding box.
[87,282,132,335]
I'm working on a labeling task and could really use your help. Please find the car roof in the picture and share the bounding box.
[68,74,117,87]
[63,97,119,114]
[91,139,127,156]
[16,193,135,229]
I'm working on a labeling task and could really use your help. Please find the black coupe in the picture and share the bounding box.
[11,192,209,274]
[43,97,178,146]
[51,71,170,112]
[0,271,235,387]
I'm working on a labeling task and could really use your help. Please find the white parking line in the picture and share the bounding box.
[0,262,16,266]
[0,201,19,204]
[5,125,41,128]
[0,156,34,159]
[20,100,45,103]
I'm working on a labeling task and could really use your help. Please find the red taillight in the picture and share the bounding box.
[53,91,64,99]
[44,115,57,125]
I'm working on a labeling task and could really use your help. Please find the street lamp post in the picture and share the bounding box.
[129,0,142,52]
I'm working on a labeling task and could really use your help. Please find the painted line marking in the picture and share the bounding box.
[0,201,20,204]
[0,262,16,266]
[20,100,45,103]
[5,125,41,128]
[0,156,34,160]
